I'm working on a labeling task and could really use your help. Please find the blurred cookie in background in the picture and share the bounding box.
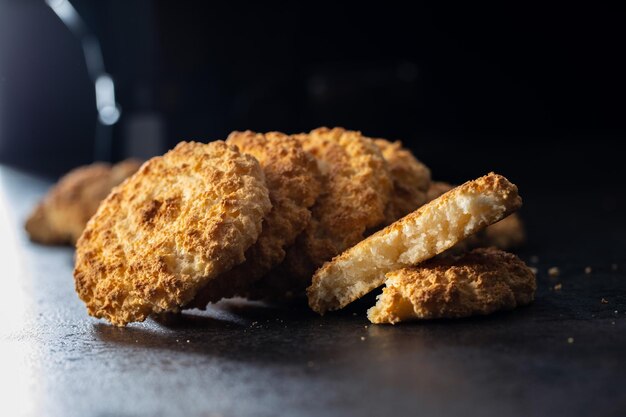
[25,159,142,245]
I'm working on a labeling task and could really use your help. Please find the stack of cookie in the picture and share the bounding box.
[28,127,535,326]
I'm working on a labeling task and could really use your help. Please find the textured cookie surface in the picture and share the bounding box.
[188,131,321,306]
[374,139,431,224]
[25,159,142,245]
[307,172,522,314]
[427,181,525,250]
[259,127,393,297]
[74,141,271,325]
[367,248,536,324]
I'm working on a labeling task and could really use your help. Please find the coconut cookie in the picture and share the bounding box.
[74,141,271,325]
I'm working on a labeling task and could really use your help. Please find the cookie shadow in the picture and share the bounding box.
[91,298,321,364]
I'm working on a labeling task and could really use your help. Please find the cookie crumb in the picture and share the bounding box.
[567,337,574,344]
[584,266,592,274]
[601,298,609,304]
[364,325,368,329]
[548,267,560,277]
[360,336,366,341]
[530,267,538,274]
[554,283,562,291]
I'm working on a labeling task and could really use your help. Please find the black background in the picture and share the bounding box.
[0,1,624,190]
[1,5,625,414]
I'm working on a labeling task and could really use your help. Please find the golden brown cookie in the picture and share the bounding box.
[256,127,393,298]
[25,159,142,245]
[374,139,431,224]
[427,181,525,250]
[307,172,522,314]
[74,141,271,326]
[367,248,536,324]
[187,131,321,307]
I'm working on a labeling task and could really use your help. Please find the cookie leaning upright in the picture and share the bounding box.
[368,248,537,324]
[187,131,321,306]
[307,172,522,314]
[263,127,393,294]
[74,141,271,326]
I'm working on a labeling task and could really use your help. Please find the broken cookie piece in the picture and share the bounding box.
[427,181,525,251]
[307,172,522,314]
[367,247,536,324]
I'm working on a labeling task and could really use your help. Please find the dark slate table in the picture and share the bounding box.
[1,165,625,417]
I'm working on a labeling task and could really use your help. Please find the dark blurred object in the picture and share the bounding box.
[0,0,160,177]
[0,0,95,176]
[0,1,624,187]
[44,0,122,165]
